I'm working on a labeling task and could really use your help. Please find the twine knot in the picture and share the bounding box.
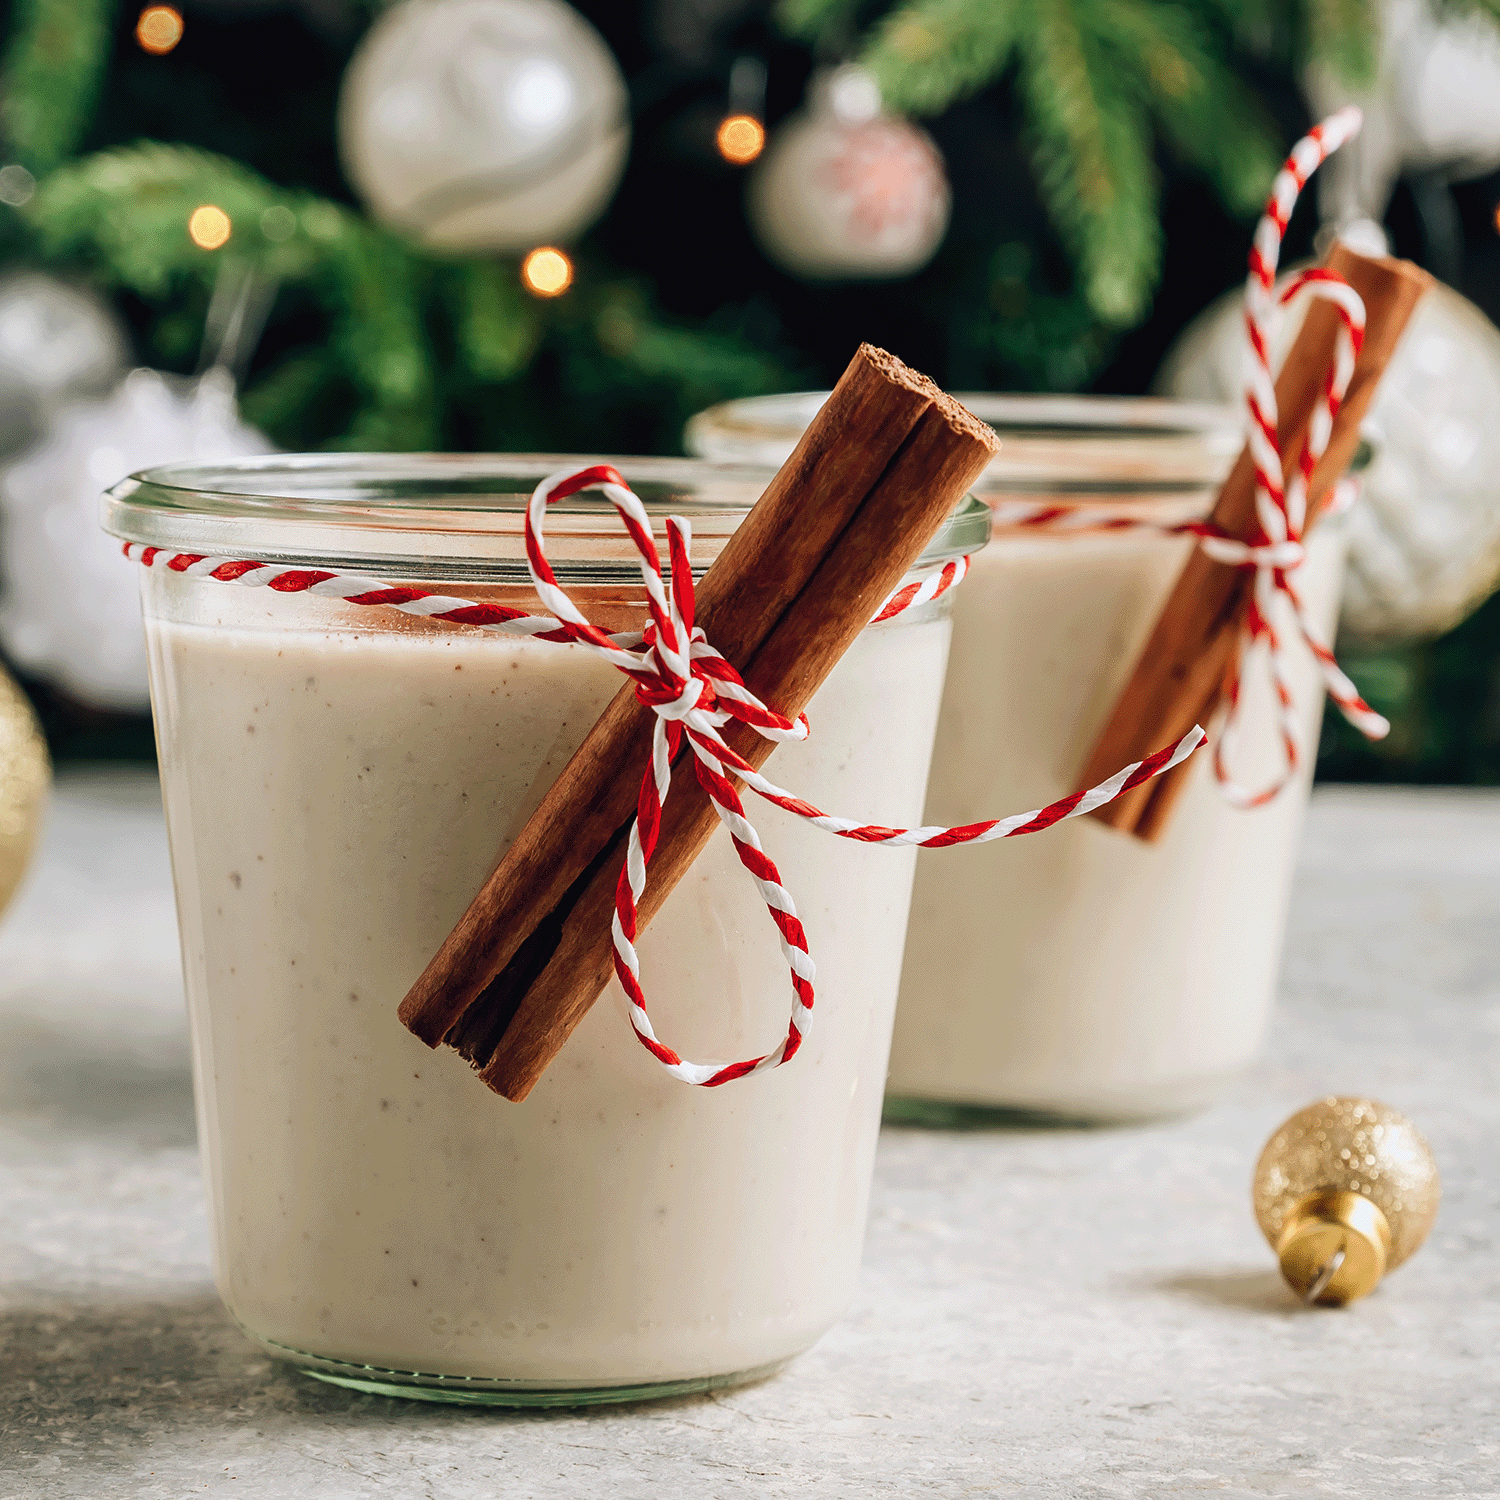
[1206,107,1390,808]
[516,462,1202,1086]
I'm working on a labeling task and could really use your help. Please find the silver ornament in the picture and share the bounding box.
[0,369,271,711]
[0,272,129,460]
[1156,269,1500,645]
[337,0,631,254]
[746,67,951,282]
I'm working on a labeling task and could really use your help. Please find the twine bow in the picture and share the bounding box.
[1211,106,1389,806]
[987,109,1390,811]
[126,467,1200,1087]
[521,463,1203,1086]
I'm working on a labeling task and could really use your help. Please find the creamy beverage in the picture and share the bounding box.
[116,456,967,1400]
[888,520,1344,1119]
[691,393,1341,1119]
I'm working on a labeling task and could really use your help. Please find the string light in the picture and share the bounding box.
[136,5,184,55]
[188,205,232,251]
[716,114,766,166]
[522,247,573,298]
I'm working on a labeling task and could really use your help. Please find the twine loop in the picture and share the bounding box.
[129,458,1193,1088]
[1214,108,1389,806]
[513,461,1202,1087]
[985,110,1390,810]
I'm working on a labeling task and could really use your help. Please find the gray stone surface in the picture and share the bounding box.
[1,772,1497,1499]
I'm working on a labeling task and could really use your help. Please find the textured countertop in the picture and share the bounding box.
[2,772,1497,1499]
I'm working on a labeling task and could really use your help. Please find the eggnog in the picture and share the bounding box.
[690,393,1342,1119]
[113,455,969,1401]
[888,518,1345,1119]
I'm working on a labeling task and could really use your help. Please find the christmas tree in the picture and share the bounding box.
[1,0,1498,777]
[0,0,1382,449]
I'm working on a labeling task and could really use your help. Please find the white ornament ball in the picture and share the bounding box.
[1391,0,1500,177]
[0,272,128,459]
[1305,0,1500,231]
[1156,270,1500,644]
[338,0,630,254]
[747,68,951,281]
[0,369,271,711]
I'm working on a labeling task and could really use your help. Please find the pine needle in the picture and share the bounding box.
[1091,0,1281,216]
[0,0,115,173]
[859,0,1026,114]
[1018,0,1161,325]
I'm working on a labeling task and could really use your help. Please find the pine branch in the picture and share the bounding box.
[1301,0,1379,86]
[858,0,1025,115]
[965,242,1118,389]
[26,143,321,293]
[238,349,343,449]
[510,282,798,453]
[23,140,795,451]
[25,142,441,447]
[446,261,541,384]
[1092,0,1281,217]
[1017,0,1160,325]
[586,284,792,403]
[320,224,439,449]
[1,0,116,173]
[859,0,1272,324]
[774,0,865,45]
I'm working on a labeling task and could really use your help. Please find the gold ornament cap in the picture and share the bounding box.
[1253,1097,1440,1306]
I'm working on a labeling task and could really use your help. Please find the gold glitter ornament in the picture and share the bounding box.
[1253,1097,1440,1306]
[0,664,48,916]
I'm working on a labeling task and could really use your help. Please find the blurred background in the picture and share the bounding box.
[1,0,1499,778]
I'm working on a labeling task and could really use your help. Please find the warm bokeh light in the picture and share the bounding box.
[188,204,232,250]
[1494,201,1500,236]
[136,5,184,54]
[716,114,766,166]
[522,247,573,298]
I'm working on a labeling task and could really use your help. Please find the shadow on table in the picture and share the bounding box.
[0,1012,195,1149]
[0,1289,455,1453]
[1152,1267,1301,1315]
[880,1097,1145,1132]
[0,1287,727,1467]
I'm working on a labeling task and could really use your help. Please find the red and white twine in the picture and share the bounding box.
[518,464,1201,1087]
[126,461,1200,1088]
[119,116,1377,1086]
[121,529,963,649]
[1223,105,1389,804]
[988,109,1387,807]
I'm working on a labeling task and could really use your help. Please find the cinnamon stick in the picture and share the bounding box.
[400,347,996,1099]
[475,400,998,1100]
[400,345,939,1050]
[1076,245,1429,840]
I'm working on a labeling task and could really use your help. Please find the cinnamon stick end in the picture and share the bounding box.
[395,993,446,1049]
[932,389,1002,458]
[854,343,943,404]
[851,346,1001,460]
[476,1057,535,1104]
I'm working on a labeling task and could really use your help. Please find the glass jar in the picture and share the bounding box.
[688,394,1348,1121]
[104,454,984,1404]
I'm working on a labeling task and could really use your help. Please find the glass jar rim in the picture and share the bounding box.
[103,452,991,582]
[685,392,1243,495]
